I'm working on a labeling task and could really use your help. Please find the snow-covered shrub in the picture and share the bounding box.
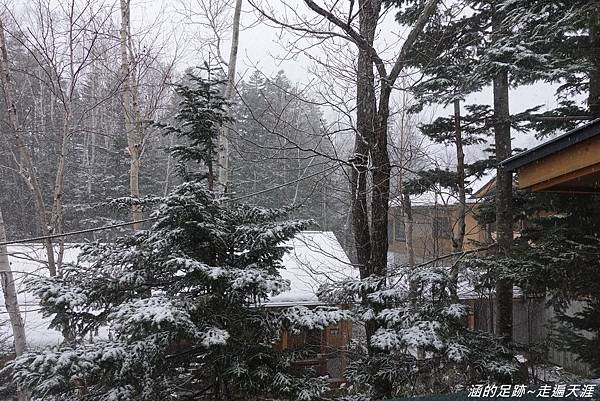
[326,264,519,399]
[0,330,16,400]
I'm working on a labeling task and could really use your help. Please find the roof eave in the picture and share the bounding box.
[500,119,600,172]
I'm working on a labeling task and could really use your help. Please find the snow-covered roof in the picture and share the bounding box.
[467,171,496,200]
[267,231,356,307]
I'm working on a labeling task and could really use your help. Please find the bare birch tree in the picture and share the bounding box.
[119,0,179,225]
[0,206,27,400]
[0,13,58,276]
[0,209,26,360]
[217,0,242,190]
[120,0,143,229]
[2,0,117,273]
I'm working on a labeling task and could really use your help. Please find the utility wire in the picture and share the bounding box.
[0,165,339,247]
[0,218,157,246]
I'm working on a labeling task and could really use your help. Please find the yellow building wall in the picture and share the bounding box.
[388,202,491,263]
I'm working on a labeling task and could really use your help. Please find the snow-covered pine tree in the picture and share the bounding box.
[400,0,558,342]
[156,68,231,189]
[0,70,348,401]
[497,0,600,133]
[496,192,600,375]
[322,263,519,399]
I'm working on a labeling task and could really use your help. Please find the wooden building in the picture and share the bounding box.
[268,231,356,383]
[500,119,600,375]
[385,177,583,370]
[273,320,352,381]
[502,119,600,193]
[387,176,495,266]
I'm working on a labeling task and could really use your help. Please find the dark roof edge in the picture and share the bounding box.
[500,119,600,171]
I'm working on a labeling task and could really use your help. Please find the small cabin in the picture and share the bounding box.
[268,231,356,383]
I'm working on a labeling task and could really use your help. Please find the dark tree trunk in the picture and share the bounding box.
[370,130,391,282]
[371,89,391,282]
[450,99,465,301]
[298,0,437,397]
[401,190,417,298]
[589,18,600,118]
[492,40,514,342]
[352,0,378,357]
[350,139,371,277]
[354,3,392,399]
[354,2,377,272]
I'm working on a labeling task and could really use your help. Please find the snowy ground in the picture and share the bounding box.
[1,244,79,349]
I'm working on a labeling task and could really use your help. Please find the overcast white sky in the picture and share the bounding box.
[121,0,567,160]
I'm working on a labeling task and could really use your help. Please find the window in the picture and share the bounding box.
[432,216,451,239]
[394,218,406,241]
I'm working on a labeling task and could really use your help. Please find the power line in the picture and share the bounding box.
[0,165,339,247]
[0,218,157,247]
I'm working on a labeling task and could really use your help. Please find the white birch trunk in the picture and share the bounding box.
[0,16,57,277]
[0,209,27,356]
[0,209,29,401]
[217,0,243,190]
[120,0,143,229]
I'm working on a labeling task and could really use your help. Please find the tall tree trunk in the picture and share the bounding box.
[0,16,57,277]
[450,99,465,301]
[120,0,142,229]
[371,97,391,281]
[356,3,392,399]
[350,144,371,278]
[401,189,417,297]
[51,109,70,274]
[0,210,27,356]
[0,209,28,401]
[217,0,242,191]
[492,9,513,341]
[354,0,377,348]
[589,18,600,118]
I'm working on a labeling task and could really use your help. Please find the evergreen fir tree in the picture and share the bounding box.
[505,192,600,374]
[157,68,231,189]
[1,70,348,400]
[322,263,519,399]
[400,0,555,342]
[464,183,600,375]
[498,0,600,129]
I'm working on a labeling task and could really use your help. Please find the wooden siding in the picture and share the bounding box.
[274,319,352,380]
[518,135,600,193]
[471,297,591,375]
[388,203,491,265]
